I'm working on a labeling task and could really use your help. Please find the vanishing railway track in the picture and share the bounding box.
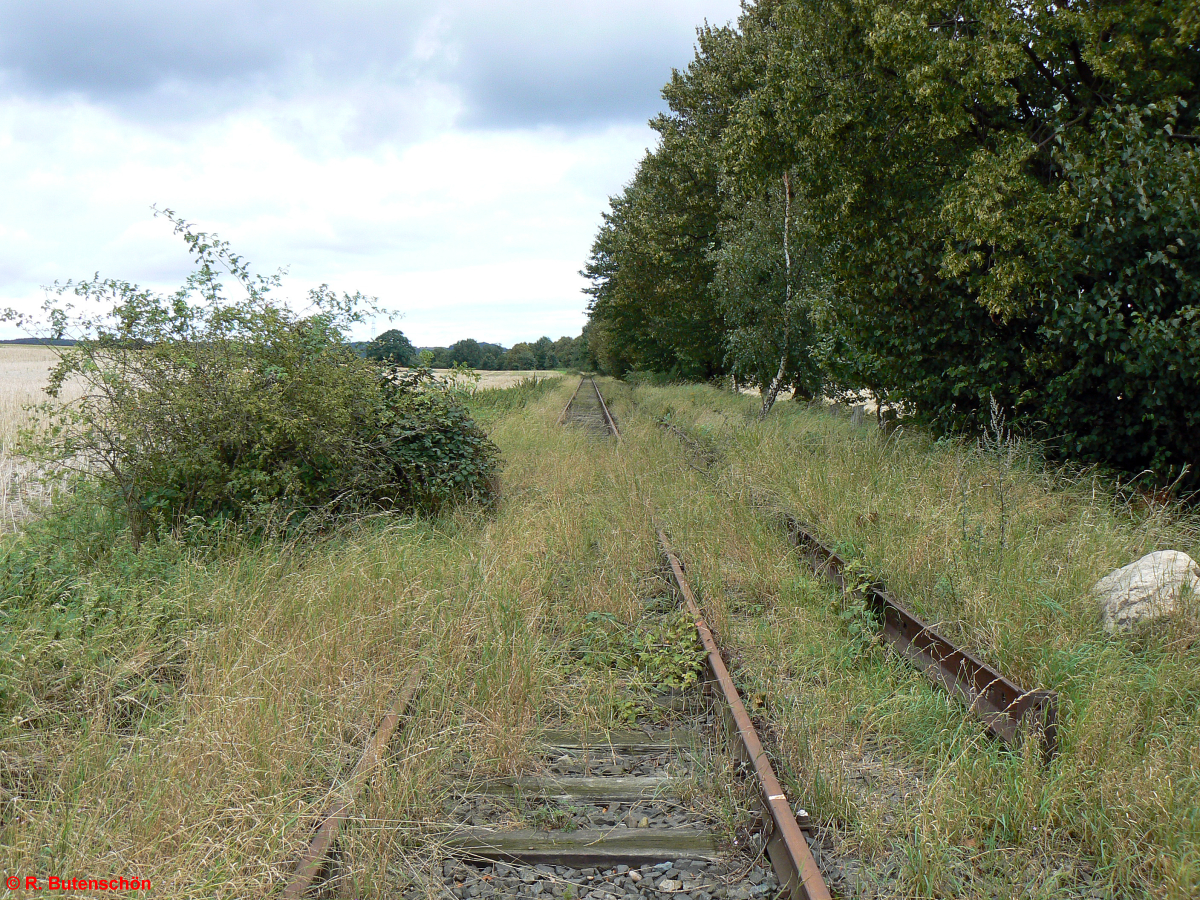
[416,381,828,899]
[283,379,832,899]
[557,376,621,442]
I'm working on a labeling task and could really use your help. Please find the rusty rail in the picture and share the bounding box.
[657,530,831,900]
[784,516,1057,759]
[283,667,424,898]
[591,377,621,443]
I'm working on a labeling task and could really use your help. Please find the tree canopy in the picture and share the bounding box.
[585,0,1200,486]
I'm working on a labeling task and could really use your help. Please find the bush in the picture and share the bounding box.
[9,212,499,546]
[1024,105,1200,482]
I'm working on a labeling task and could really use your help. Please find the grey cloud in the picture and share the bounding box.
[447,2,733,127]
[0,1,291,94]
[0,1,739,131]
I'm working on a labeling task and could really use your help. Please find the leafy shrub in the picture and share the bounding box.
[576,609,706,689]
[1023,105,1200,482]
[359,367,500,514]
[8,212,499,545]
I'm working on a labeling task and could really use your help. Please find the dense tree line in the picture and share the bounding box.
[585,0,1199,486]
[365,327,597,371]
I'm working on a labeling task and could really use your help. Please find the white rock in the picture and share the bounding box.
[1094,550,1200,632]
[657,879,682,892]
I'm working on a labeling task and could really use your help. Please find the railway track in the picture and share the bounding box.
[409,381,826,898]
[424,529,829,900]
[557,376,621,441]
[283,379,832,899]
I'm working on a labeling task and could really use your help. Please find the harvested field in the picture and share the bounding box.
[0,345,79,531]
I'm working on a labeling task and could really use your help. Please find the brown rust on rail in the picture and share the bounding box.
[784,515,1058,759]
[591,377,621,443]
[657,530,831,900]
[283,667,424,899]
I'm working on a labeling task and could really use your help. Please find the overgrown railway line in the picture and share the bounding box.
[413,379,830,899]
[281,378,831,898]
[282,377,1058,899]
[557,375,621,442]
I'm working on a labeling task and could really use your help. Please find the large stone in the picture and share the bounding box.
[1094,551,1200,632]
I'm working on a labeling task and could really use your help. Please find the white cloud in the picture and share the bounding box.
[0,0,742,346]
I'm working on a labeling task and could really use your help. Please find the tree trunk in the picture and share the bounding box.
[759,352,789,418]
[759,171,793,421]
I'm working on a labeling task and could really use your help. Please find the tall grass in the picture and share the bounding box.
[0,378,663,898]
[1,377,1196,898]
[614,382,1200,898]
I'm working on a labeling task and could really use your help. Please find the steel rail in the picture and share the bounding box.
[591,377,621,443]
[283,667,424,899]
[556,376,587,425]
[784,516,1057,759]
[657,530,831,900]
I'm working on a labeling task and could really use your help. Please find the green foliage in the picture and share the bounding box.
[576,609,706,690]
[583,42,732,380]
[364,328,416,365]
[9,212,499,544]
[585,0,1200,487]
[359,368,500,514]
[408,335,585,371]
[832,559,884,658]
[0,481,203,720]
[712,182,829,399]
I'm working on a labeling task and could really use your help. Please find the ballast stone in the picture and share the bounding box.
[1094,550,1200,632]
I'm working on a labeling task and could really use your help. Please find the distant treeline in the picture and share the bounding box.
[0,338,77,346]
[363,326,598,371]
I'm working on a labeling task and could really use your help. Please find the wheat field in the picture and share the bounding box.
[0,345,80,530]
[0,344,61,448]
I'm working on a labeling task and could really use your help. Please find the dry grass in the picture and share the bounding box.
[1,378,1197,898]
[0,377,669,898]
[457,369,562,390]
[615,382,1200,898]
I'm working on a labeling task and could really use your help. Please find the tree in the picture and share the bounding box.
[711,174,828,412]
[505,342,536,370]
[448,339,484,369]
[532,336,556,369]
[583,26,740,380]
[735,0,1200,480]
[552,335,576,368]
[365,328,416,365]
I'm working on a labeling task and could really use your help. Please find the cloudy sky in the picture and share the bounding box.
[0,0,742,346]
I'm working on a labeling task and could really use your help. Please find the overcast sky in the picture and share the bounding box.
[0,0,742,346]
